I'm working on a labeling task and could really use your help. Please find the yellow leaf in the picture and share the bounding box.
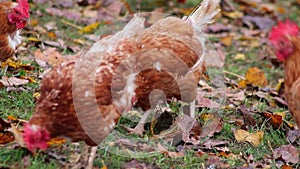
[179,7,194,16]
[220,36,233,47]
[245,131,264,147]
[30,19,39,27]
[33,92,41,99]
[27,77,37,83]
[7,115,17,121]
[234,129,264,147]
[27,37,40,42]
[1,59,18,69]
[277,7,285,14]
[234,53,246,61]
[238,79,248,88]
[222,11,244,19]
[47,32,57,39]
[73,39,86,45]
[245,67,268,87]
[47,137,67,146]
[78,22,100,34]
[276,79,284,92]
[234,129,250,142]
[201,113,214,122]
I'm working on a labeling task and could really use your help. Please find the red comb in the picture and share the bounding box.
[269,19,300,42]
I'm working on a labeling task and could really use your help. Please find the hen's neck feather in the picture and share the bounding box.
[284,37,300,92]
[0,2,17,34]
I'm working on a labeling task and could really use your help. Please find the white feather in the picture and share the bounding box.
[185,0,220,31]
[8,30,22,50]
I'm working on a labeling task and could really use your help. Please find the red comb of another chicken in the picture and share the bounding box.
[269,20,300,42]
[269,20,300,61]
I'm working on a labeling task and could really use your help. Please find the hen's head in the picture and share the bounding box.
[269,20,300,61]
[23,123,50,152]
[8,0,30,29]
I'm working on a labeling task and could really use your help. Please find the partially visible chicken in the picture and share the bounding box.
[0,0,30,61]
[269,20,300,129]
[21,0,220,157]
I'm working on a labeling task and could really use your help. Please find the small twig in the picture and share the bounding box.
[60,20,82,30]
[223,70,245,80]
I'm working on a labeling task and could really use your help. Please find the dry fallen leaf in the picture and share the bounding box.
[273,144,299,164]
[239,67,268,88]
[234,129,264,147]
[222,11,244,19]
[177,114,201,145]
[0,132,14,144]
[157,143,185,158]
[234,53,246,61]
[220,36,233,47]
[0,76,29,87]
[123,159,157,169]
[200,113,223,138]
[261,111,284,129]
[78,22,100,34]
[47,137,67,146]
[8,124,25,147]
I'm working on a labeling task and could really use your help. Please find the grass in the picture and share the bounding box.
[0,0,300,168]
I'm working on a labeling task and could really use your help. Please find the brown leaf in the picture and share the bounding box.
[226,89,246,102]
[202,139,229,149]
[0,76,29,87]
[157,143,184,158]
[239,105,256,128]
[200,113,223,138]
[8,124,25,147]
[286,129,300,143]
[0,132,14,144]
[242,16,275,31]
[196,95,221,108]
[208,23,230,33]
[261,111,283,129]
[123,159,157,169]
[273,145,299,164]
[177,114,201,145]
[0,118,11,131]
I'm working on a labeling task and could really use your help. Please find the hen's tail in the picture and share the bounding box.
[186,0,220,30]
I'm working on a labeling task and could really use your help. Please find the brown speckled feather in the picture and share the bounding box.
[0,1,19,61]
[28,0,219,145]
[283,37,300,129]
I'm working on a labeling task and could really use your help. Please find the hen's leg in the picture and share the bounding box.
[183,100,196,118]
[125,109,152,135]
[189,100,196,118]
[79,145,98,169]
[87,146,98,169]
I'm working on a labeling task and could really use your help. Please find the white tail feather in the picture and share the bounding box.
[186,0,220,30]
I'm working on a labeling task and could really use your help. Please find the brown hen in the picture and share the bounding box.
[269,20,300,129]
[0,0,30,61]
[21,0,220,159]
